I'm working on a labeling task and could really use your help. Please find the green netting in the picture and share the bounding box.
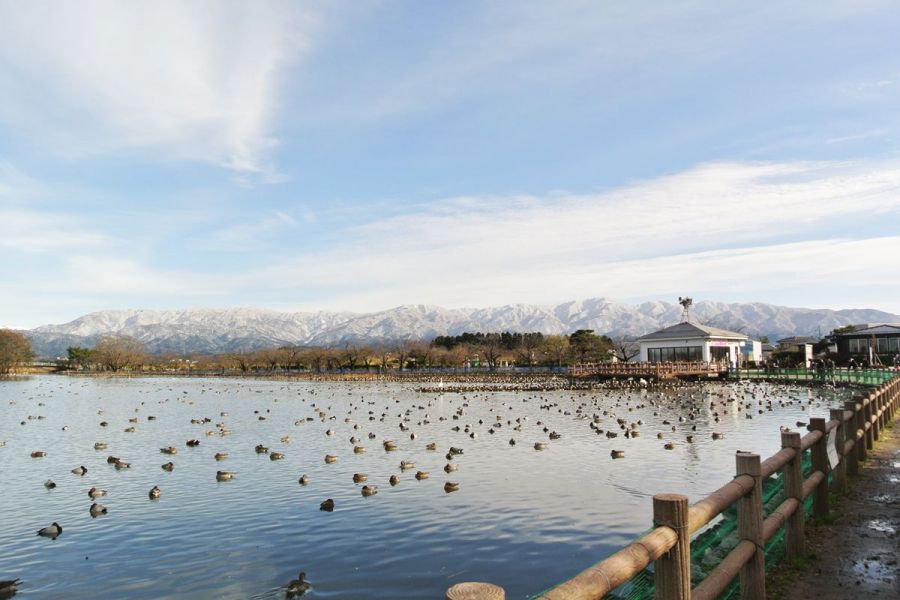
[597,450,823,600]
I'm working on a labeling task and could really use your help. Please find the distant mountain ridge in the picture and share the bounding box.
[23,299,900,357]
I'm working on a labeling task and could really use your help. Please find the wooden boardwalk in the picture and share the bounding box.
[571,361,728,380]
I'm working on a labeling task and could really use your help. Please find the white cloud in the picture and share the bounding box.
[0,0,315,175]
[255,160,900,308]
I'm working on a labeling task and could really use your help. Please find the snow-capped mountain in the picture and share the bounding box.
[24,299,899,357]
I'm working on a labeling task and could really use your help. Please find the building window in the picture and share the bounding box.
[647,347,702,362]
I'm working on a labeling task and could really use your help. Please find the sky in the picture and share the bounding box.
[1,0,899,329]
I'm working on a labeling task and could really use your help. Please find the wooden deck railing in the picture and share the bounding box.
[446,375,900,600]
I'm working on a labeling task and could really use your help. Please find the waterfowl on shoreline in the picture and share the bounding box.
[36,522,62,538]
[149,485,161,499]
[286,572,310,597]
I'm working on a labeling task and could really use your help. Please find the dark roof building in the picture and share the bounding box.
[833,324,900,364]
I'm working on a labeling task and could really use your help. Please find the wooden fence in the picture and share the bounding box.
[447,375,900,600]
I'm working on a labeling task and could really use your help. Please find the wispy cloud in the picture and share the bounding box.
[0,0,316,177]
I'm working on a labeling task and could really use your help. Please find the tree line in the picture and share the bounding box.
[54,329,638,373]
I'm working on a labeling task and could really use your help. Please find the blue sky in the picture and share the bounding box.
[1,0,899,328]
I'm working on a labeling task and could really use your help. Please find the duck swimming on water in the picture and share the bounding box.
[285,572,310,597]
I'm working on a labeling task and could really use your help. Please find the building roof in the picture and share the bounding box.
[777,336,816,345]
[638,321,748,342]
[836,324,900,337]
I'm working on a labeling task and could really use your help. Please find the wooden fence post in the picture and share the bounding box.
[844,400,859,477]
[829,409,846,493]
[855,395,868,462]
[864,395,875,451]
[871,392,881,441]
[653,493,690,600]
[808,418,829,521]
[780,432,804,559]
[736,452,765,600]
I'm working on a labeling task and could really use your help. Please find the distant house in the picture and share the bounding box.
[833,324,900,365]
[638,322,748,368]
[776,336,816,352]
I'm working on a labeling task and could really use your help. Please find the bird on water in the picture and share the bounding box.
[285,572,310,597]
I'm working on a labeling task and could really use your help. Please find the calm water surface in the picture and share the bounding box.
[0,376,851,598]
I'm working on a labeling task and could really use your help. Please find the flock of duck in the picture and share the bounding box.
[2,376,847,598]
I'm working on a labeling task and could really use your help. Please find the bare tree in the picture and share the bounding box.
[0,329,34,374]
[93,336,147,372]
[541,335,570,368]
[612,337,640,362]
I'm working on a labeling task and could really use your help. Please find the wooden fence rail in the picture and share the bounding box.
[447,375,900,600]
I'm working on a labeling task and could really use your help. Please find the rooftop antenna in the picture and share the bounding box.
[678,297,693,323]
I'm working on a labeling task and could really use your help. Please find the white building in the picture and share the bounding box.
[638,322,749,368]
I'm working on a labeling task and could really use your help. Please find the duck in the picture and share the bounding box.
[161,462,175,471]
[444,463,458,473]
[319,498,335,512]
[444,481,460,493]
[425,442,437,450]
[270,452,285,461]
[399,460,415,470]
[114,460,131,470]
[534,442,548,450]
[712,432,724,440]
[286,572,310,597]
[361,485,378,497]
[298,474,309,485]
[44,480,56,489]
[324,454,338,463]
[610,450,625,459]
[255,444,269,454]
[353,446,366,454]
[664,442,675,450]
[30,451,47,458]
[36,522,62,538]
[88,487,107,498]
[214,452,228,461]
[389,475,400,486]
[71,465,87,476]
[186,439,200,447]
[415,471,429,480]
[216,471,235,481]
[383,440,398,451]
[0,579,20,597]
[160,446,177,455]
[106,456,120,464]
[352,473,368,483]
[89,502,108,517]
[94,442,108,450]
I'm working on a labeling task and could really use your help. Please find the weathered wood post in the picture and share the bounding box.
[829,408,846,493]
[843,400,859,477]
[855,395,868,462]
[780,432,805,559]
[864,394,875,451]
[871,391,881,441]
[446,582,505,600]
[736,452,765,600]
[808,418,829,521]
[653,493,690,600]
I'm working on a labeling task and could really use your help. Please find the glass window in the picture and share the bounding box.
[646,346,702,362]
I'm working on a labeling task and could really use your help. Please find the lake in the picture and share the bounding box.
[0,376,851,598]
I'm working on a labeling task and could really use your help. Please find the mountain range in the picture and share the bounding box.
[21,299,900,358]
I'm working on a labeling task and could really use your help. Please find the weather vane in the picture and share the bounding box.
[678,296,692,322]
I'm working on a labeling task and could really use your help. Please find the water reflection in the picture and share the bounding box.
[0,376,850,598]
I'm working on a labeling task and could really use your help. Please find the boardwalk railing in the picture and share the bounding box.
[572,362,728,379]
[447,375,900,600]
[730,366,898,386]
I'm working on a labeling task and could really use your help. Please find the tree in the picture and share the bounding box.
[611,337,640,362]
[515,332,544,368]
[66,346,93,370]
[542,335,570,367]
[568,329,612,363]
[93,336,147,372]
[0,329,34,374]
